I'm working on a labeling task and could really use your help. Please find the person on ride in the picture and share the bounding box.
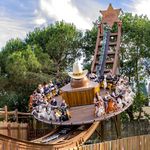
[111,90,118,98]
[106,71,113,84]
[94,92,103,106]
[94,92,104,116]
[116,95,124,109]
[60,100,68,110]
[43,82,51,99]
[98,75,104,88]
[123,76,129,86]
[60,100,71,120]
[94,92,105,117]
[49,80,55,97]
[89,73,98,82]
[50,99,57,110]
[61,111,69,121]
[116,80,126,96]
[103,92,110,108]
[36,89,45,106]
[37,84,44,95]
[43,96,48,105]
[104,91,118,113]
[103,91,116,110]
[54,109,62,122]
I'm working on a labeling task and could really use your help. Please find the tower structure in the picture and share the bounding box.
[91,4,122,76]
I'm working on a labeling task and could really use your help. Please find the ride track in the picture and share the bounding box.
[0,4,134,150]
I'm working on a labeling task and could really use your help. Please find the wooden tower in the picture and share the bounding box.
[91,4,122,76]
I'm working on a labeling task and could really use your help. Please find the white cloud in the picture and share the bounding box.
[34,18,46,25]
[132,0,150,18]
[0,0,105,49]
[72,0,104,22]
[0,17,29,49]
[39,0,94,30]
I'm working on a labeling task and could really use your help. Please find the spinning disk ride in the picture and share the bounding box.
[30,4,134,149]
[32,4,133,126]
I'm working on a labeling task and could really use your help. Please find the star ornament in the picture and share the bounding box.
[100,4,121,28]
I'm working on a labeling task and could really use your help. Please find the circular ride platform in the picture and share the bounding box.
[32,88,133,126]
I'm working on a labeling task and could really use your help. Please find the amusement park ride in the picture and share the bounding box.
[0,4,135,150]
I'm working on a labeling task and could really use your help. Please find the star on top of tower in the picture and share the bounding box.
[100,4,121,28]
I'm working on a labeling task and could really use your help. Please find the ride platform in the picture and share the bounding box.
[32,89,133,125]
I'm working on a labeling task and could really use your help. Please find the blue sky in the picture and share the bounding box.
[0,0,150,49]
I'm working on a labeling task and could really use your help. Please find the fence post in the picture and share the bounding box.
[4,105,8,122]
[7,123,11,137]
[15,109,18,123]
[114,115,121,138]
[100,121,105,141]
[17,124,20,139]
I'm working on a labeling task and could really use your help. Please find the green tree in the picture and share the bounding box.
[120,13,150,120]
[25,28,47,51]
[26,21,83,77]
[82,25,97,70]
[22,46,41,72]
[5,48,41,78]
[6,51,27,78]
[30,44,55,75]
[0,38,26,74]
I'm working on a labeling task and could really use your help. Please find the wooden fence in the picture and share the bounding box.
[0,106,54,140]
[0,134,149,150]
[0,106,29,140]
[0,105,31,122]
[79,134,150,150]
[0,121,28,140]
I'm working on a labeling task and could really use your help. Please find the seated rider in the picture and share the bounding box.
[54,109,62,122]
[60,100,68,110]
[94,92,103,107]
[50,99,57,109]
[61,111,69,121]
[113,74,120,85]
[43,82,51,96]
[49,80,55,96]
[111,90,118,98]
[99,75,104,82]
[106,71,113,83]
[103,91,112,110]
[37,84,44,95]
[94,92,105,117]
[89,73,98,82]
[60,100,71,119]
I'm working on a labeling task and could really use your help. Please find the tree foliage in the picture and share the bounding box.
[45,21,82,76]
[82,25,98,70]
[0,38,26,74]
[26,21,83,77]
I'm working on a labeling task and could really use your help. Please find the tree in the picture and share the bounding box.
[82,25,98,70]
[22,46,41,73]
[0,38,26,74]
[25,28,47,51]
[119,13,150,120]
[26,21,83,77]
[5,47,41,78]
[30,44,55,75]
